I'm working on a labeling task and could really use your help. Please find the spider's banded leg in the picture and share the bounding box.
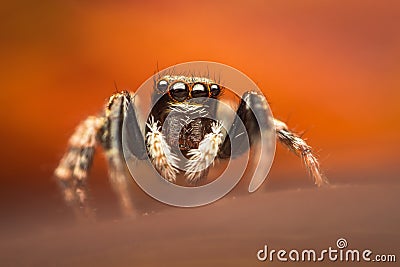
[54,116,104,217]
[218,92,270,159]
[274,119,328,186]
[101,91,146,217]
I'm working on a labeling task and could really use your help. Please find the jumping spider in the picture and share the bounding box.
[55,73,327,217]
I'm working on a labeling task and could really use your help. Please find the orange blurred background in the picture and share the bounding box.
[1,0,399,233]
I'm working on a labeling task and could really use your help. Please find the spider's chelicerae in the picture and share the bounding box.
[55,74,327,217]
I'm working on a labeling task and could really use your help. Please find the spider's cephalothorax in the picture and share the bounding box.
[145,76,227,184]
[54,74,328,217]
[150,75,221,152]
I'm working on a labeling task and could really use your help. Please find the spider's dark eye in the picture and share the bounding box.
[191,83,209,98]
[157,80,168,92]
[210,84,221,97]
[169,82,189,101]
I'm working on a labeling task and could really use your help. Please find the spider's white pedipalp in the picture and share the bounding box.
[185,121,224,184]
[146,116,180,182]
[274,118,328,186]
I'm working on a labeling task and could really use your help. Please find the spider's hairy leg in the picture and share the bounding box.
[216,91,326,187]
[54,116,104,217]
[274,119,328,186]
[218,92,269,159]
[218,91,275,192]
[101,91,146,217]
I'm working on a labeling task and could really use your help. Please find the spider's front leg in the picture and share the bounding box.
[218,91,327,187]
[100,91,147,217]
[55,91,146,218]
[218,92,270,159]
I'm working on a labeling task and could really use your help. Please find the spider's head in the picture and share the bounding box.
[155,75,222,102]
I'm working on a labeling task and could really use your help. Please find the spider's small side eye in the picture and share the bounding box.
[157,80,169,92]
[169,82,189,101]
[191,83,209,98]
[210,84,221,97]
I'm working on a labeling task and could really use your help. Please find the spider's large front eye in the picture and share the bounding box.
[191,83,209,98]
[157,80,169,92]
[210,84,221,97]
[169,82,189,101]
